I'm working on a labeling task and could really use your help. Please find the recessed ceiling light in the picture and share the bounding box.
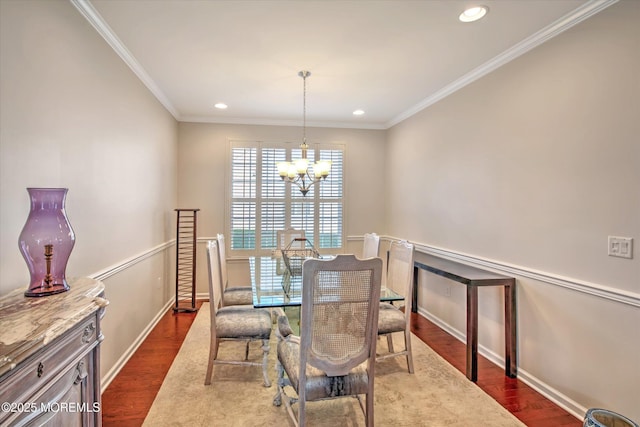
[459,6,488,22]
[353,109,365,116]
[214,103,228,109]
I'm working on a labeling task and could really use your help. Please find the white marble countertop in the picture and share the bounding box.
[0,277,108,377]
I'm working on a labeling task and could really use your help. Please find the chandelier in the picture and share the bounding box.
[277,71,331,196]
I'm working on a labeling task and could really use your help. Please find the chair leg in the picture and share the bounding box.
[261,338,271,387]
[386,333,395,353]
[298,396,306,427]
[274,358,299,427]
[273,358,284,406]
[405,328,414,374]
[366,392,374,427]
[204,334,220,385]
[245,340,250,360]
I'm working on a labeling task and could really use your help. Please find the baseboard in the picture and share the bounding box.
[101,298,174,392]
[515,366,586,421]
[417,306,584,421]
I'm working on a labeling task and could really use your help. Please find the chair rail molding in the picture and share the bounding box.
[90,240,175,282]
[85,240,175,390]
[347,234,640,308]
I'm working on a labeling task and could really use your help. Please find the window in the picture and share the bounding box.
[229,141,344,255]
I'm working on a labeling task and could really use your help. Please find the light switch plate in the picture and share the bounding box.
[608,236,633,259]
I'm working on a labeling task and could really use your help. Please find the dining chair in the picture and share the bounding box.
[273,255,383,427]
[362,232,380,259]
[216,233,253,306]
[204,240,272,387]
[377,240,415,373]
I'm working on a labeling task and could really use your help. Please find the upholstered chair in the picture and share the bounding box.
[216,233,253,306]
[377,240,415,373]
[273,255,383,426]
[205,240,272,387]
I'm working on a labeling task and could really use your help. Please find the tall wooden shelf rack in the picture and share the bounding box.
[174,208,199,313]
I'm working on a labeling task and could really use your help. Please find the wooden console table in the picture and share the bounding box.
[0,277,108,426]
[412,254,517,382]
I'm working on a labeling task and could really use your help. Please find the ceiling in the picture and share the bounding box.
[74,0,612,129]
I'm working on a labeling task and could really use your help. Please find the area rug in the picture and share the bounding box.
[143,304,525,426]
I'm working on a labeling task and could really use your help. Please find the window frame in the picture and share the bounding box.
[225,140,345,257]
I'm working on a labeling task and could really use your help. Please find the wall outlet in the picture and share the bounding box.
[608,236,633,259]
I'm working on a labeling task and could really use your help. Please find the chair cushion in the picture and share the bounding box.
[377,303,405,334]
[278,338,369,401]
[216,306,271,339]
[223,286,254,306]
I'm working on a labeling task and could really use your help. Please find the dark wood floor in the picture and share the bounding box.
[101,301,581,426]
[410,314,581,427]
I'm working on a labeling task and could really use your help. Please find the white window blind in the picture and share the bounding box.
[229,142,344,255]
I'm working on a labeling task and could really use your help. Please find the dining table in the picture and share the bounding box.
[249,255,405,308]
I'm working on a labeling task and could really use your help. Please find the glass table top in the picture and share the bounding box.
[249,256,404,308]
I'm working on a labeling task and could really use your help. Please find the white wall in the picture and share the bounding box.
[0,0,178,386]
[3,0,638,422]
[177,122,388,295]
[386,0,639,421]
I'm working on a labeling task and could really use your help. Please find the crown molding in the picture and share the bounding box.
[70,0,180,119]
[70,0,386,129]
[179,115,387,130]
[386,0,619,128]
[72,0,617,130]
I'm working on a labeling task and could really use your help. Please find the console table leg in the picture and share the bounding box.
[412,266,419,313]
[504,281,517,378]
[467,285,479,382]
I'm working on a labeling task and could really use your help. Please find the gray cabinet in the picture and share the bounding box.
[0,278,108,426]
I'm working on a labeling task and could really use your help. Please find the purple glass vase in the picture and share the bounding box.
[19,188,75,297]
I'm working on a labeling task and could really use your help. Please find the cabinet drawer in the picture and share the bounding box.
[2,352,97,427]
[0,313,99,408]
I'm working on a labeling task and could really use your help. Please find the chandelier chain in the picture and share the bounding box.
[301,71,308,145]
[303,73,306,144]
[277,70,330,197]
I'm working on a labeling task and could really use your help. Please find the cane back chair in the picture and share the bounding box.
[273,255,383,426]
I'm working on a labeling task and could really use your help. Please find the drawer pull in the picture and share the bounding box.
[37,362,44,378]
[82,323,96,343]
[74,360,88,385]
